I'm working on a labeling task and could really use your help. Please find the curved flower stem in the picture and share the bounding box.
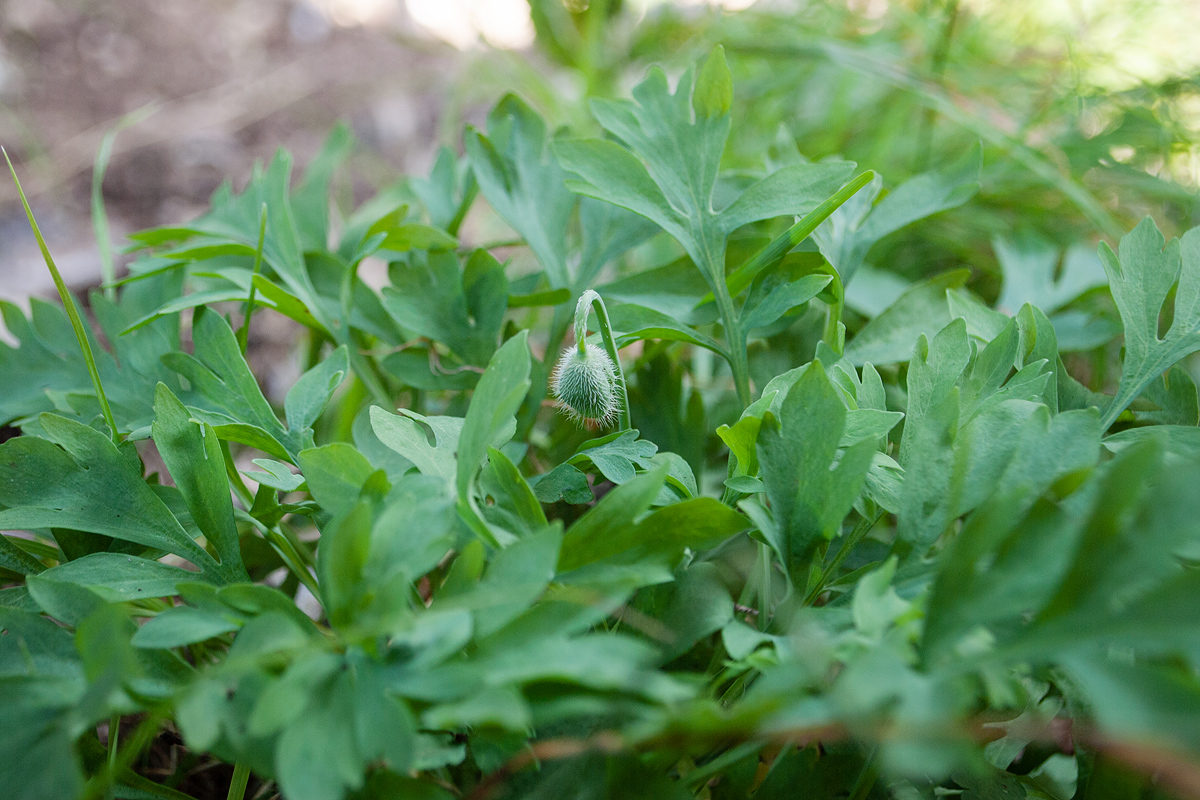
[574,289,631,430]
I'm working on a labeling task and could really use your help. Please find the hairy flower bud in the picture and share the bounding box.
[551,343,620,426]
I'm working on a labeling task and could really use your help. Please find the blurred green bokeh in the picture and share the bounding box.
[445,0,1199,306]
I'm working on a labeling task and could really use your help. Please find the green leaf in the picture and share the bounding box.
[471,526,562,637]
[1099,217,1200,428]
[922,409,1102,665]
[0,679,82,800]
[293,124,354,253]
[173,150,331,330]
[852,557,910,639]
[814,143,981,285]
[0,533,47,575]
[377,223,458,254]
[319,500,374,630]
[243,458,305,492]
[1060,656,1200,756]
[530,463,593,504]
[381,250,508,366]
[607,302,731,359]
[1,273,185,432]
[0,606,83,680]
[480,447,548,538]
[151,383,247,581]
[758,362,876,577]
[740,274,832,332]
[422,685,531,733]
[692,45,733,119]
[276,671,365,800]
[599,259,712,320]
[408,147,474,234]
[285,346,349,434]
[368,408,462,485]
[844,269,971,366]
[456,330,531,510]
[894,321,969,558]
[1103,423,1200,461]
[132,606,240,649]
[565,429,659,485]
[554,60,854,289]
[298,442,382,517]
[558,469,666,571]
[370,474,457,584]
[995,234,1107,315]
[660,562,734,661]
[465,95,573,287]
[34,554,207,604]
[162,310,295,461]
[0,414,219,572]
[575,198,660,292]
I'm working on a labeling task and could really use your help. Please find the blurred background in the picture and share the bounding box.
[2,0,1199,314]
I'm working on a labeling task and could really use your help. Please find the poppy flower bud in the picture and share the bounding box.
[551,342,620,426]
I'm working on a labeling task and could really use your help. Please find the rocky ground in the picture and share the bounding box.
[0,0,519,396]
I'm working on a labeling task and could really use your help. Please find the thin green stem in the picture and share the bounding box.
[579,0,609,96]
[82,710,165,800]
[5,147,119,440]
[237,204,269,355]
[757,541,772,631]
[805,512,883,606]
[226,763,252,800]
[575,289,631,430]
[822,274,846,355]
[713,279,753,407]
[221,441,255,509]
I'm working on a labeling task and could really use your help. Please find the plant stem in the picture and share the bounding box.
[5,147,119,440]
[237,203,269,355]
[575,289,631,430]
[227,763,251,800]
[805,512,883,606]
[757,542,772,631]
[82,710,165,800]
[712,279,753,407]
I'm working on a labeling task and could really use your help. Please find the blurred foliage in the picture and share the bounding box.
[1,3,1200,800]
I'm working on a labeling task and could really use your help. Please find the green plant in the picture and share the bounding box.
[1,43,1200,800]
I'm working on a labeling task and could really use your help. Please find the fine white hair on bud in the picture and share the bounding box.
[551,343,620,426]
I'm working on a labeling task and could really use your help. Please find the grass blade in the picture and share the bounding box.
[237,203,269,354]
[5,147,119,439]
[703,170,875,306]
[92,105,158,300]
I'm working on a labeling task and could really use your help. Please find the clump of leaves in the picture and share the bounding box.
[2,46,1200,800]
